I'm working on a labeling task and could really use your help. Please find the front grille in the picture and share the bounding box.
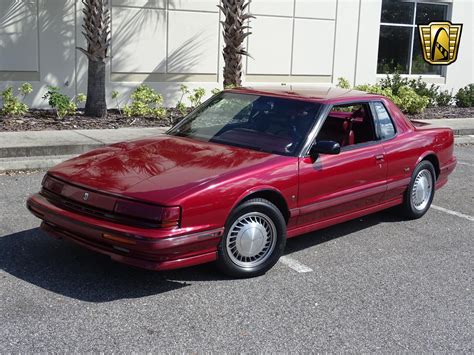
[41,188,159,229]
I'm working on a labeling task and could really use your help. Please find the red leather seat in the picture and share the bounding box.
[342,119,354,146]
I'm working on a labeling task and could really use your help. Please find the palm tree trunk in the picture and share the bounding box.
[85,60,107,117]
[78,0,110,118]
[219,0,254,88]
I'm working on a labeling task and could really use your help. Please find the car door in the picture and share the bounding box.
[296,102,388,227]
[372,100,415,202]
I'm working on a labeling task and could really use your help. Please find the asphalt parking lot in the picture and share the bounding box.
[0,146,472,352]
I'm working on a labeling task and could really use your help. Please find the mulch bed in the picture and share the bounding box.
[406,106,474,120]
[1,106,473,132]
[0,109,187,132]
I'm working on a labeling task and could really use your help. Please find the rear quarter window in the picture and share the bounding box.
[373,102,396,139]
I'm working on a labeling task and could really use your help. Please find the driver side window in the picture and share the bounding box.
[316,103,377,148]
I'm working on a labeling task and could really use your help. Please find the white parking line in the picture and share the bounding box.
[458,161,474,167]
[279,256,313,273]
[431,205,474,222]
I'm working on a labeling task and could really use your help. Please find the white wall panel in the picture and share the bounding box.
[295,0,337,20]
[167,11,219,73]
[169,0,219,12]
[111,7,167,73]
[0,0,38,71]
[292,19,334,75]
[1,0,471,108]
[250,0,294,17]
[247,16,293,74]
[354,0,382,85]
[445,0,474,90]
[75,0,88,97]
[111,0,166,9]
[332,0,359,85]
[38,0,75,89]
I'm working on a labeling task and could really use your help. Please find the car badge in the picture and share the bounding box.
[418,21,462,65]
[83,192,89,201]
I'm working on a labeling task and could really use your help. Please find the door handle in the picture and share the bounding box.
[375,154,384,161]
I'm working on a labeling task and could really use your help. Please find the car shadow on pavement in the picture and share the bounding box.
[0,227,221,302]
[0,209,404,302]
[283,208,405,255]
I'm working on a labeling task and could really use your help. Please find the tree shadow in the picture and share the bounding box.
[0,0,77,106]
[0,208,404,302]
[0,0,38,72]
[108,0,216,106]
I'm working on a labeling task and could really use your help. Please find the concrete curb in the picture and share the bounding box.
[0,154,76,171]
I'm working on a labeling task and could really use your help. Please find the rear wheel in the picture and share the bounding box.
[217,198,286,278]
[401,160,436,219]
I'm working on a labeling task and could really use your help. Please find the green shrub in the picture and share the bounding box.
[211,88,222,95]
[435,90,453,107]
[394,86,430,114]
[378,73,408,95]
[111,90,122,115]
[76,93,86,105]
[338,76,429,114]
[224,83,238,90]
[379,74,438,106]
[188,87,206,108]
[42,86,80,119]
[336,77,351,89]
[1,83,32,116]
[354,83,395,99]
[123,85,166,118]
[20,83,33,96]
[175,84,190,116]
[455,84,474,107]
[406,77,439,106]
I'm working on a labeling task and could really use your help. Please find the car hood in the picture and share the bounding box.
[48,135,280,204]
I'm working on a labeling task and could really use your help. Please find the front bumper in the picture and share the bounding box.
[27,193,223,271]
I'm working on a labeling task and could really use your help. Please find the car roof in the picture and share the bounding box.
[228,86,384,103]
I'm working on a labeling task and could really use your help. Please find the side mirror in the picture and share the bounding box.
[309,140,340,159]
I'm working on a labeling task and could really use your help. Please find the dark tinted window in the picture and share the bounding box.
[377,26,412,74]
[416,3,447,24]
[168,92,321,156]
[378,1,448,75]
[381,0,414,24]
[373,102,395,139]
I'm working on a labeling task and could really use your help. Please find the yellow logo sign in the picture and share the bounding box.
[418,21,462,65]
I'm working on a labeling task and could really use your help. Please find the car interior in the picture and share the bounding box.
[316,103,377,148]
[208,96,321,155]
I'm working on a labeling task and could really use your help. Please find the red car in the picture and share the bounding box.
[27,87,457,277]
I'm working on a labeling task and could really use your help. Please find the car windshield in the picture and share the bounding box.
[168,92,321,156]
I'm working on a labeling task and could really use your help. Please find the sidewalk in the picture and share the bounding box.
[418,118,474,135]
[0,127,169,172]
[0,118,473,172]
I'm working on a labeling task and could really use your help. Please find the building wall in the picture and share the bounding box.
[0,0,472,108]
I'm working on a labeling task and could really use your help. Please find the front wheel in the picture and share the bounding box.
[217,198,286,278]
[401,160,436,219]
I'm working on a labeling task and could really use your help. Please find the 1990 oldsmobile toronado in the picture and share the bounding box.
[27,87,457,277]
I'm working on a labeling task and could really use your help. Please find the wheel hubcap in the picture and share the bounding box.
[226,212,276,268]
[411,169,433,211]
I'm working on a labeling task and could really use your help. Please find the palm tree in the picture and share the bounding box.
[77,0,111,117]
[218,0,254,88]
